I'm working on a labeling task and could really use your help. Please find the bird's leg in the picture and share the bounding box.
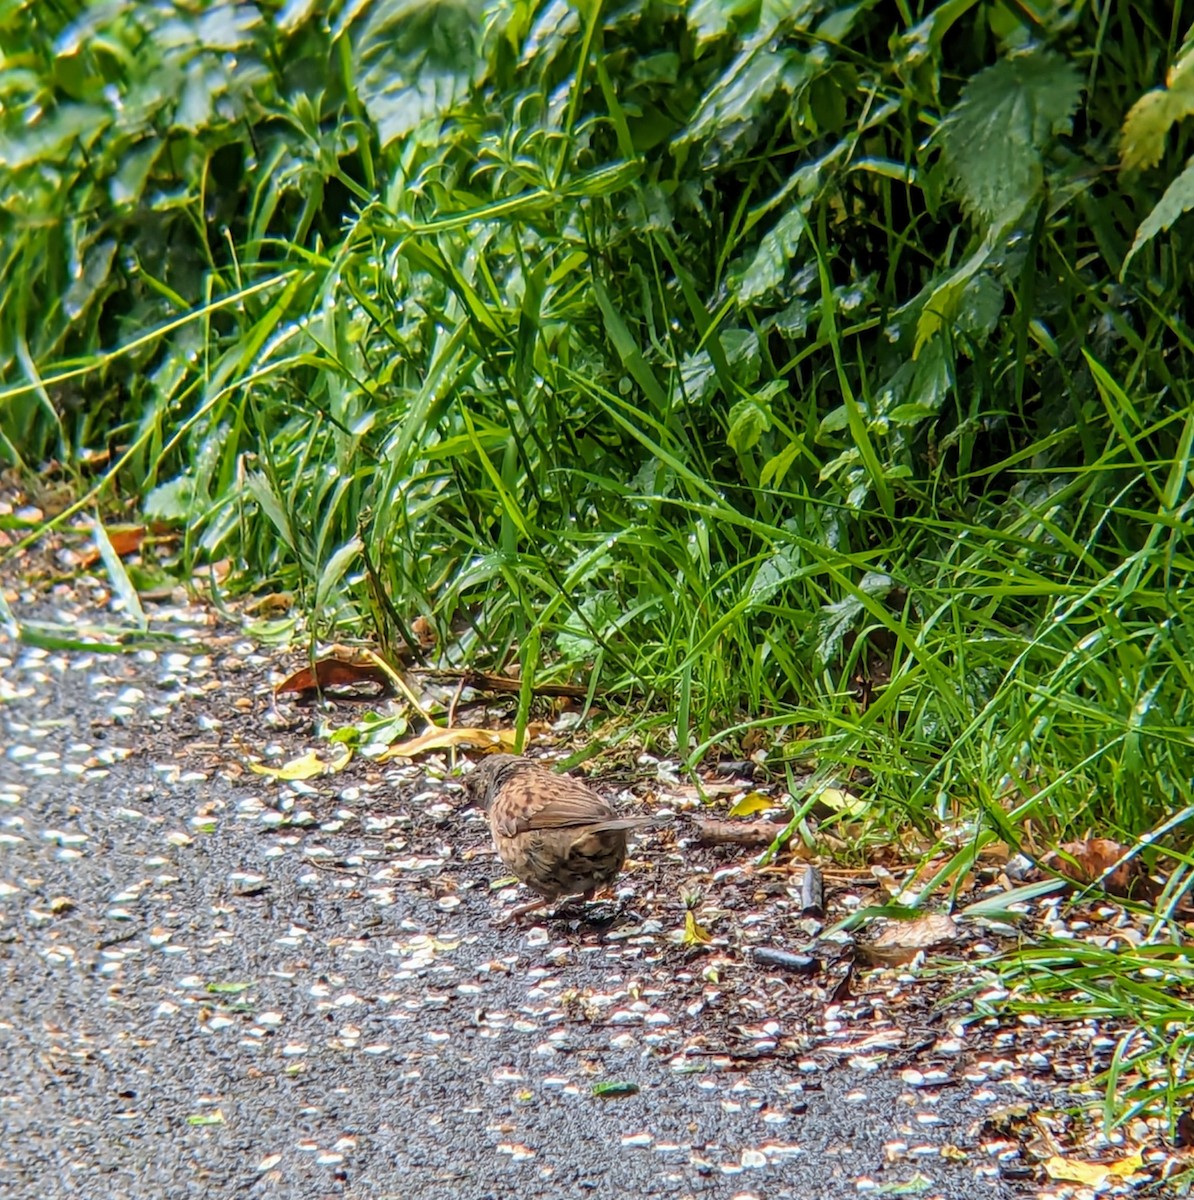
[493,895,551,925]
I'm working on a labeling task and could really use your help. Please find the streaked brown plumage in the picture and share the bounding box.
[465,754,654,921]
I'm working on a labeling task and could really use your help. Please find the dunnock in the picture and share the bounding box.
[465,754,656,922]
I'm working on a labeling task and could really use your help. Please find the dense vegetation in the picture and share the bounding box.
[3,0,1194,1124]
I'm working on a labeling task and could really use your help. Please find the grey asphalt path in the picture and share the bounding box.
[0,624,1040,1200]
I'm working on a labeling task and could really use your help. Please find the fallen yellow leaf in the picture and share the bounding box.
[816,786,867,819]
[727,791,774,817]
[248,746,353,780]
[379,727,518,760]
[682,910,712,946]
[1042,1152,1144,1186]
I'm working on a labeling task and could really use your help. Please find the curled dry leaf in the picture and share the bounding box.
[681,910,712,946]
[410,615,437,648]
[275,652,391,698]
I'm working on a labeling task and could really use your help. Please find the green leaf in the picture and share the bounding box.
[679,40,811,154]
[814,572,895,671]
[759,440,801,487]
[245,472,296,554]
[727,395,771,453]
[557,593,620,662]
[591,1080,640,1098]
[144,477,196,522]
[734,207,808,304]
[748,543,805,604]
[1122,157,1194,273]
[63,239,117,321]
[0,105,110,168]
[354,0,483,147]
[1119,45,1194,172]
[314,536,363,612]
[94,518,147,632]
[686,0,762,43]
[941,50,1082,223]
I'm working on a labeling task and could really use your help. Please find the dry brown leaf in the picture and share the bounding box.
[1041,837,1142,897]
[410,615,437,648]
[861,912,959,966]
[275,653,391,698]
[77,524,147,567]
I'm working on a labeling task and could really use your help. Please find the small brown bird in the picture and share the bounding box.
[465,754,656,922]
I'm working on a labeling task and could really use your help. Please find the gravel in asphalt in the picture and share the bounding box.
[0,606,1064,1199]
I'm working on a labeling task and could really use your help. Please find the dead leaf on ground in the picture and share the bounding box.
[860,912,960,967]
[275,652,392,698]
[1040,838,1143,897]
[378,726,518,761]
[77,524,148,568]
[680,910,712,946]
[246,593,294,617]
[410,615,437,648]
[1042,1151,1145,1186]
[248,746,354,780]
[813,786,867,820]
[727,791,775,818]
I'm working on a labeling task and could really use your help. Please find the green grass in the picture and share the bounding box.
[2,0,1194,1130]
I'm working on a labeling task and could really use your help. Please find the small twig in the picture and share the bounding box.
[412,668,599,700]
[692,819,786,848]
[447,674,466,729]
[751,946,819,975]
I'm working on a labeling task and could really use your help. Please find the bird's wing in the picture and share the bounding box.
[493,772,618,838]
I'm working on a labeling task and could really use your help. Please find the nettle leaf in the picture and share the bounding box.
[686,0,762,44]
[749,542,804,604]
[144,477,196,523]
[940,49,1082,223]
[680,347,719,405]
[814,572,895,672]
[1120,45,1194,172]
[734,206,808,304]
[727,393,770,453]
[557,593,620,662]
[914,216,1013,353]
[678,37,811,157]
[354,0,483,148]
[63,239,118,321]
[0,104,110,168]
[1123,157,1194,273]
[724,381,777,456]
